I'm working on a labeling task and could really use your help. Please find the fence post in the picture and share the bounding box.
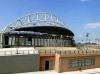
[28,50,29,54]
[23,50,24,55]
[5,51,6,56]
[45,50,46,54]
[65,50,66,54]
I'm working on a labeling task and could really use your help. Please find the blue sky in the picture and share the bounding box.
[0,0,100,42]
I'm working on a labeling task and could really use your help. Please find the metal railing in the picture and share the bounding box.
[0,50,38,56]
[39,49,100,56]
[0,48,100,56]
[76,44,100,49]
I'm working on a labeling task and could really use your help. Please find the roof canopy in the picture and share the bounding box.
[3,12,74,36]
[15,26,74,36]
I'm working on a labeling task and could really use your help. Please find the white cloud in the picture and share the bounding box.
[84,22,100,29]
[80,0,90,2]
[80,0,95,2]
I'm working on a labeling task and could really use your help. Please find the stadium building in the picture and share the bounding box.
[0,12,100,73]
[0,12,75,48]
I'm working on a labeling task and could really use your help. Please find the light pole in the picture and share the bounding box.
[86,33,90,43]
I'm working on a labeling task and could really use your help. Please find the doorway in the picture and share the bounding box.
[5,36,9,45]
[45,60,49,70]
[28,37,32,45]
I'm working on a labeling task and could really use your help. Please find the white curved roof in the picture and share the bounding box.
[3,12,65,32]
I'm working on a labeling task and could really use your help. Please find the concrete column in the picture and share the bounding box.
[12,36,15,46]
[49,36,52,47]
[55,54,61,72]
[0,33,4,48]
[32,38,34,46]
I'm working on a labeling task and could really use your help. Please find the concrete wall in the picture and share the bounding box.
[39,52,100,73]
[40,55,55,71]
[0,54,40,73]
[56,55,100,73]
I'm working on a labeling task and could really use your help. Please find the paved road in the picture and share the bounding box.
[15,68,100,74]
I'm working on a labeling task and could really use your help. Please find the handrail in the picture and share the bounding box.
[0,49,100,56]
[0,50,38,56]
[39,49,100,56]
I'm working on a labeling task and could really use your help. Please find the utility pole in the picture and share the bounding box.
[86,33,90,44]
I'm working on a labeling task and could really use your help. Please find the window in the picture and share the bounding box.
[85,59,92,65]
[69,58,95,68]
[70,60,78,68]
